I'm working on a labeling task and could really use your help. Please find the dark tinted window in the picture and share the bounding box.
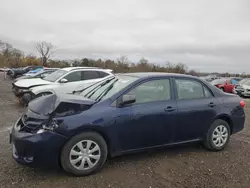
[83,71,100,80]
[64,71,82,82]
[176,79,212,99]
[127,79,171,104]
[98,71,109,78]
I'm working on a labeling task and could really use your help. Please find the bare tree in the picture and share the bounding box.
[1,41,14,66]
[36,41,54,66]
[12,48,23,67]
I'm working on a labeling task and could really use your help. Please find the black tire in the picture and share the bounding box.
[60,132,108,176]
[21,93,32,106]
[220,87,224,92]
[204,119,230,151]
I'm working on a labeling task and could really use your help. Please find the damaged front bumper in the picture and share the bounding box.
[10,117,68,168]
[12,84,35,105]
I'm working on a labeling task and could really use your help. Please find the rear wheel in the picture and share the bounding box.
[204,119,230,151]
[60,132,108,176]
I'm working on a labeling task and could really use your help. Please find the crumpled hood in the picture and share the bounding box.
[14,78,51,88]
[30,84,58,95]
[28,93,96,116]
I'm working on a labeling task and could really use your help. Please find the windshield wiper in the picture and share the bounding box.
[84,77,116,98]
[73,76,115,95]
[73,82,98,94]
[95,79,118,102]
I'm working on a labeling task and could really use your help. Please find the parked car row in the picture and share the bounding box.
[12,67,113,106]
[9,70,246,176]
[205,77,242,94]
[7,66,44,78]
[13,68,59,82]
[233,78,250,97]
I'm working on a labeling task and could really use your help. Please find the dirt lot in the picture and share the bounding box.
[1,73,250,188]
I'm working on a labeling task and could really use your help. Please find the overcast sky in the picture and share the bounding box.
[0,0,250,73]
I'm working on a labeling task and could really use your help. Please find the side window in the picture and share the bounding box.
[98,71,109,78]
[63,71,82,82]
[204,87,213,97]
[127,79,171,104]
[83,71,100,80]
[175,79,212,99]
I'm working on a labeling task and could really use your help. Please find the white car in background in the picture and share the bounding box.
[12,67,113,105]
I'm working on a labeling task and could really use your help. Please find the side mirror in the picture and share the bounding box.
[120,94,136,106]
[60,78,68,83]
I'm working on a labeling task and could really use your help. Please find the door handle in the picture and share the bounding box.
[208,102,216,107]
[164,106,176,112]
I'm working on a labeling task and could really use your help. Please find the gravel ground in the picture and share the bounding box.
[0,73,250,188]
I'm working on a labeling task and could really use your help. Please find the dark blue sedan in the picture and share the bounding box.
[10,73,245,176]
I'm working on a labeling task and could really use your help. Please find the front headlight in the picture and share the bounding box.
[36,119,62,134]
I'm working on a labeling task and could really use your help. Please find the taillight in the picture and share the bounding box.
[240,100,245,108]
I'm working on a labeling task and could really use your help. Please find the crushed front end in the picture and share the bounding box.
[12,83,35,106]
[10,108,68,168]
[10,93,95,168]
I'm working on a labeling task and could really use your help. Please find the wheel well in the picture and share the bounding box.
[37,91,53,97]
[58,128,111,168]
[71,128,111,155]
[217,116,233,134]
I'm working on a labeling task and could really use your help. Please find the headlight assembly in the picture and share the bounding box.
[36,119,63,134]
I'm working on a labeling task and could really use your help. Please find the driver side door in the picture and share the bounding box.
[113,78,177,152]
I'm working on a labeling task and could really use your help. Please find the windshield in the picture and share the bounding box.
[43,69,67,82]
[80,75,138,101]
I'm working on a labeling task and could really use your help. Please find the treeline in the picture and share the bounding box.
[0,40,199,75]
[0,39,248,77]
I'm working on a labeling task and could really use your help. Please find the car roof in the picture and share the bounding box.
[118,72,195,79]
[61,67,106,71]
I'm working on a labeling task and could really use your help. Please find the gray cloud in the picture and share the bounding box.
[0,0,250,73]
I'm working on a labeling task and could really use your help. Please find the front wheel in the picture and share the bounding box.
[60,132,108,176]
[204,119,230,151]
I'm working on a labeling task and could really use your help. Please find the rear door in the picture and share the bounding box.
[174,78,219,142]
